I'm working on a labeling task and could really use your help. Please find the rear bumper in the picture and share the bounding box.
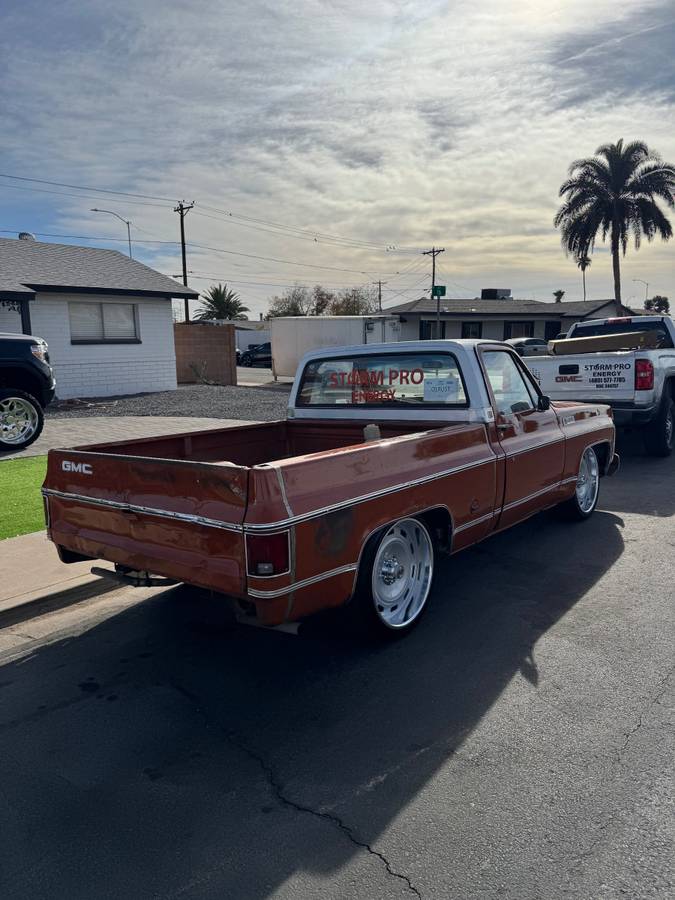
[610,404,657,427]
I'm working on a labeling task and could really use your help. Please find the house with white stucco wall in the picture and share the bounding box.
[0,235,198,399]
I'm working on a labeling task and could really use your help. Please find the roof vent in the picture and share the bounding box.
[18,232,36,241]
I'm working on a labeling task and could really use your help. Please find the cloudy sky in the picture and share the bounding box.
[1,0,674,318]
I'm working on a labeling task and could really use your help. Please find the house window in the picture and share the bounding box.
[69,302,140,343]
[461,321,482,339]
[503,320,534,340]
[419,320,446,340]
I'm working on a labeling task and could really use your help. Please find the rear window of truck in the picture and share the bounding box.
[297,352,468,407]
[570,320,674,347]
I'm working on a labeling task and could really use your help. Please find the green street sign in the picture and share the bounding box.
[432,285,446,298]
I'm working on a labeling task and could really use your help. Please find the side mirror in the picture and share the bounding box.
[538,394,551,411]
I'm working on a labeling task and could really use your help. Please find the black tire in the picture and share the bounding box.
[0,388,44,451]
[349,517,435,640]
[643,396,674,458]
[558,446,600,521]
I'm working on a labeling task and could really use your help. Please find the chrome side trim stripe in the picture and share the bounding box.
[247,563,357,599]
[505,435,564,457]
[243,454,497,532]
[453,510,496,534]
[41,488,244,533]
[502,481,564,513]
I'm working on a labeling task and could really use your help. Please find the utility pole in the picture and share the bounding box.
[174,201,195,321]
[372,280,386,312]
[422,247,445,337]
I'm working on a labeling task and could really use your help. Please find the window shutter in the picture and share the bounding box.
[69,303,103,340]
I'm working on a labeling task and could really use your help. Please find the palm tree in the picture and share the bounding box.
[196,283,249,320]
[554,139,675,314]
[576,253,592,301]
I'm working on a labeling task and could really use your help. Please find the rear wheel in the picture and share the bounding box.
[352,517,435,639]
[0,389,44,451]
[643,396,674,457]
[559,446,600,520]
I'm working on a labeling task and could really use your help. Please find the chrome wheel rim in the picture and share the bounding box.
[576,447,599,513]
[0,397,39,445]
[371,518,433,629]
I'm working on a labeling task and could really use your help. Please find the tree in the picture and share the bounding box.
[645,295,670,314]
[196,283,249,320]
[328,287,377,316]
[266,284,336,317]
[555,139,675,314]
[553,289,566,303]
[576,253,592,301]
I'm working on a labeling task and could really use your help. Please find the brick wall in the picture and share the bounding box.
[174,323,237,385]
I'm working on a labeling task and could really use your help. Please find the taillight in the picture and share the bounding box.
[635,359,654,391]
[246,532,290,576]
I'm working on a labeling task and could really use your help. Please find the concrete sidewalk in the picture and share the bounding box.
[0,531,114,619]
[0,415,246,460]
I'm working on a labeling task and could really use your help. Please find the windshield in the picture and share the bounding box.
[570,319,673,348]
[297,351,468,407]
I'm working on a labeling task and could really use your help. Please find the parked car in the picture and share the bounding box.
[0,332,56,451]
[240,342,272,367]
[526,315,675,456]
[506,337,549,357]
[43,339,617,638]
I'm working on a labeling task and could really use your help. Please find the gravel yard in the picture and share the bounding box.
[46,384,290,422]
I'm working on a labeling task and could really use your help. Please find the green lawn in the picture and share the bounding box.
[0,455,48,540]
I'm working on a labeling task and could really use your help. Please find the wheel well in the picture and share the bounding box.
[417,506,453,552]
[0,366,43,403]
[591,441,611,476]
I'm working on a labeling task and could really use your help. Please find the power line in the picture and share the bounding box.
[0,173,177,202]
[0,171,420,256]
[0,182,173,209]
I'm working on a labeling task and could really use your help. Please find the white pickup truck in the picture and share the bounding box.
[526,316,675,456]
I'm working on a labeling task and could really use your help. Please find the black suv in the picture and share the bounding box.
[240,342,272,367]
[0,332,56,451]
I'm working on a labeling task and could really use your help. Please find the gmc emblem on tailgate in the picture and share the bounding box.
[62,460,93,475]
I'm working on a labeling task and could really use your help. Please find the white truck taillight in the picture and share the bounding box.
[246,532,290,576]
[635,359,654,391]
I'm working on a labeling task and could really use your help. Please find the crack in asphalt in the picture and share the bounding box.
[170,680,422,899]
[615,666,674,763]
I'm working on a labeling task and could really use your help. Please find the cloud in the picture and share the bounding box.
[0,0,673,315]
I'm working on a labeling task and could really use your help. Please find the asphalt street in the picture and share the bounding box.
[0,436,673,900]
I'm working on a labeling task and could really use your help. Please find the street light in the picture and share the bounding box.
[632,278,649,304]
[91,208,133,258]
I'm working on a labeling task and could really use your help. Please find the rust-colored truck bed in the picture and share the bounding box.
[43,340,617,636]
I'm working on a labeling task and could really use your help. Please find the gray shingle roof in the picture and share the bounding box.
[386,297,626,318]
[0,237,198,298]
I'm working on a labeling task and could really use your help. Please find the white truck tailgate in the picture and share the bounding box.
[527,353,636,402]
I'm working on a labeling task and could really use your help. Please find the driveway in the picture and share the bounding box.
[0,415,239,460]
[0,440,672,899]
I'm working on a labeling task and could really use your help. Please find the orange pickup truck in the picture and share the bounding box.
[42,341,618,637]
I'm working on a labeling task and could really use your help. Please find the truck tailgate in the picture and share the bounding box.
[527,353,636,402]
[42,448,249,594]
